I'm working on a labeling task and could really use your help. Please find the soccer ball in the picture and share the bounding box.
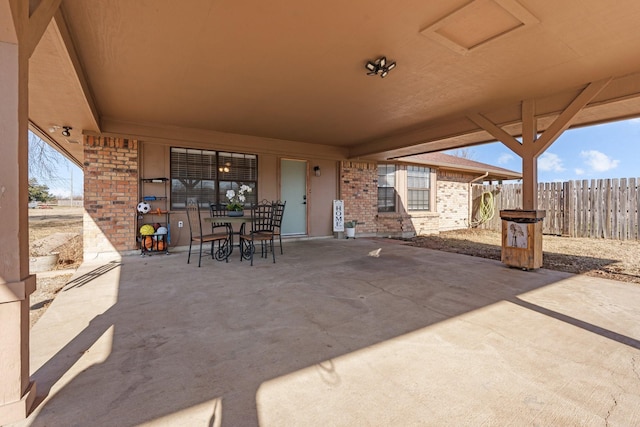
[137,201,151,214]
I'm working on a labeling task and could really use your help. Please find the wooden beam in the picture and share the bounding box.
[466,112,523,156]
[520,99,538,210]
[534,78,612,156]
[24,0,61,57]
[521,99,536,145]
[50,9,101,132]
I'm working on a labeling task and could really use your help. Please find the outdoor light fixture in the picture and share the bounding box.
[314,166,321,177]
[365,56,396,78]
[61,126,72,137]
[48,125,60,133]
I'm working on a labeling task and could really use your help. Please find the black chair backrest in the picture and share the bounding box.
[250,202,274,233]
[209,202,230,227]
[272,200,286,229]
[186,199,203,238]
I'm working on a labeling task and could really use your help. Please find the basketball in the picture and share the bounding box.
[142,236,153,249]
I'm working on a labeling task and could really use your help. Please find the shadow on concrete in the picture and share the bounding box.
[63,261,122,290]
[509,297,640,349]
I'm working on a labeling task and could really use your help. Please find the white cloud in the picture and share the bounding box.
[497,153,514,165]
[575,168,585,176]
[538,152,565,172]
[580,150,619,172]
[629,118,640,124]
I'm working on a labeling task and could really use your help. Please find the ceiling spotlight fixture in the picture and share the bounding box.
[365,56,396,78]
[61,126,72,137]
[218,162,231,173]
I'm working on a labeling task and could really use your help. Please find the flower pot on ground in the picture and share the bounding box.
[345,221,356,239]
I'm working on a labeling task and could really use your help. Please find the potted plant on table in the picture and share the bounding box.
[225,185,252,216]
[345,220,356,239]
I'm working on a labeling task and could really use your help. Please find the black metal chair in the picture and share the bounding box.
[272,200,286,254]
[185,199,231,267]
[209,202,237,256]
[239,202,276,265]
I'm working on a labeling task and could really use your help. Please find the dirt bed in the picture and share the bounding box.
[29,207,83,327]
[408,229,640,285]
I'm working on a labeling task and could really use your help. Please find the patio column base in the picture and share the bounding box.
[0,275,36,303]
[0,382,37,425]
[0,275,37,425]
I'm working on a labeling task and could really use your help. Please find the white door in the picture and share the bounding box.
[280,159,307,235]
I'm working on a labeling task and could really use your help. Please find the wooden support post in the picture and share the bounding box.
[468,78,611,210]
[0,36,37,427]
[0,0,62,423]
[521,154,538,210]
[521,99,538,210]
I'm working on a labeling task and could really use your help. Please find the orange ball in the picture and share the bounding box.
[142,236,153,249]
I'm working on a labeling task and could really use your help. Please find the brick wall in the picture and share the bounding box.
[340,162,480,237]
[407,212,440,235]
[340,161,377,233]
[83,136,139,255]
[437,170,473,231]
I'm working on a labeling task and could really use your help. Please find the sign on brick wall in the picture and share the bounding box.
[333,200,344,232]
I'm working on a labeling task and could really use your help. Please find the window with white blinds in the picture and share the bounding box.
[170,148,257,209]
[377,164,396,212]
[407,165,430,210]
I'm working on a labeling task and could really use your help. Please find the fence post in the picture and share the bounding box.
[630,177,638,240]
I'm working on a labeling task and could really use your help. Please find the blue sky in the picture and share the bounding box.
[49,162,83,198]
[29,132,83,198]
[450,118,640,183]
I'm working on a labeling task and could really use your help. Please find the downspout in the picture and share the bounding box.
[468,172,489,227]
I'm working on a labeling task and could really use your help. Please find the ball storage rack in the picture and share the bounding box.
[138,178,170,256]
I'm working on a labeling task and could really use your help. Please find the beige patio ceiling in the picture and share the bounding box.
[28,0,640,165]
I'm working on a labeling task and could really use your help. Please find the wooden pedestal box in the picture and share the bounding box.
[500,210,546,270]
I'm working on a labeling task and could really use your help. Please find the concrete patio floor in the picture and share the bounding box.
[9,238,640,426]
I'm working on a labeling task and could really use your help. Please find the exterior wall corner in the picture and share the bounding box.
[83,135,139,255]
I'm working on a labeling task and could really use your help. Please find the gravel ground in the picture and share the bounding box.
[409,229,640,285]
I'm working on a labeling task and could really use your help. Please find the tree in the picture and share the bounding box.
[28,131,63,181]
[450,148,476,160]
[28,178,54,202]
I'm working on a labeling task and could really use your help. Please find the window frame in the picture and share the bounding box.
[406,165,431,211]
[377,164,396,213]
[170,147,258,209]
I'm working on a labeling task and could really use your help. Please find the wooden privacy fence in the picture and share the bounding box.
[472,178,639,240]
